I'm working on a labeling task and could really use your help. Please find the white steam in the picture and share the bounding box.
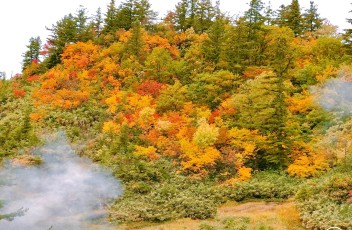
[312,77,352,116]
[0,132,121,230]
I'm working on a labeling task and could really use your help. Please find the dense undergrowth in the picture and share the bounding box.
[0,81,39,160]
[83,135,300,223]
[296,159,352,229]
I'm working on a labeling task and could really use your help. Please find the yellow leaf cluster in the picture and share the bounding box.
[126,94,153,112]
[137,106,156,130]
[193,118,219,148]
[316,65,338,83]
[105,95,120,113]
[229,128,264,169]
[180,139,221,175]
[237,167,252,181]
[286,91,313,114]
[134,145,160,160]
[102,121,120,134]
[288,154,329,178]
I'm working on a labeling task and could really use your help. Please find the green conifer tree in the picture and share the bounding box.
[22,37,41,70]
[302,1,323,34]
[102,0,118,34]
[276,0,303,37]
[343,3,352,54]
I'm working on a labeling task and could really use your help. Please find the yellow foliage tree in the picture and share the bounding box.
[228,128,265,171]
[288,143,330,178]
[179,139,221,175]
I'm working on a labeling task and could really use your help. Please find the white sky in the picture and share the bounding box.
[0,0,350,77]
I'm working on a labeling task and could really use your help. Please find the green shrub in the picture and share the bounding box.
[222,171,301,202]
[199,224,217,230]
[0,98,39,159]
[296,169,352,229]
[222,217,250,230]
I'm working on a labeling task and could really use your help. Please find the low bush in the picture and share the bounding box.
[222,171,301,202]
[296,165,352,229]
[0,98,39,160]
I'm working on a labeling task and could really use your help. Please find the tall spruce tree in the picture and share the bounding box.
[75,6,94,42]
[135,0,157,28]
[220,22,247,73]
[302,1,323,34]
[194,0,214,33]
[114,0,156,30]
[276,0,303,37]
[93,7,103,37]
[173,0,216,33]
[44,8,95,68]
[202,18,225,67]
[174,0,189,31]
[244,0,265,37]
[45,14,77,68]
[243,0,266,65]
[188,0,198,29]
[116,0,134,30]
[264,27,296,167]
[102,0,118,34]
[22,37,41,70]
[343,3,352,54]
[124,21,144,60]
[264,1,275,25]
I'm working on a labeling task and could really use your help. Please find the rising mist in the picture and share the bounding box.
[312,75,352,117]
[0,132,121,230]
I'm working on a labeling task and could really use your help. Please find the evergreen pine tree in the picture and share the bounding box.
[45,14,77,68]
[220,23,245,73]
[174,0,189,31]
[75,6,94,42]
[276,0,303,37]
[302,1,323,34]
[202,19,225,67]
[243,0,265,65]
[264,27,296,167]
[115,0,157,30]
[124,21,144,60]
[22,37,41,70]
[135,0,157,28]
[188,0,198,29]
[93,7,103,37]
[244,0,265,36]
[102,0,118,34]
[194,0,214,33]
[343,3,352,53]
[116,0,134,30]
[264,1,275,25]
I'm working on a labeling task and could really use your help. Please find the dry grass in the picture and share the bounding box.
[123,201,303,230]
[11,154,43,166]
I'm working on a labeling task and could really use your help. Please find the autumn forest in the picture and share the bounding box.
[1,0,352,229]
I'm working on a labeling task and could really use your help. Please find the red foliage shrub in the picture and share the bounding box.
[13,89,26,98]
[134,80,165,97]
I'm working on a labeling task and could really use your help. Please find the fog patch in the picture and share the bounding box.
[312,77,352,117]
[0,132,121,230]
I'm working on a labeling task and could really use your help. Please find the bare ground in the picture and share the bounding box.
[122,201,304,230]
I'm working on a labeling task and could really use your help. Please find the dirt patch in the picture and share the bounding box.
[127,201,303,230]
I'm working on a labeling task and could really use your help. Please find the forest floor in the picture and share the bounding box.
[122,200,304,230]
